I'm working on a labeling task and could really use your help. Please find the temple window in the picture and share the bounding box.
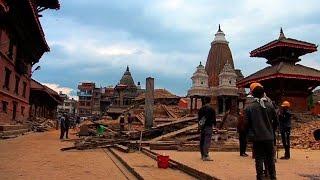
[22,82,27,97]
[14,75,20,95]
[2,101,8,113]
[3,68,11,90]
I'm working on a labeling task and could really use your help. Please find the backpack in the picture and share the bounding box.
[198,116,206,129]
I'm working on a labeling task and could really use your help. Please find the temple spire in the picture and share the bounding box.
[218,24,222,32]
[279,27,286,40]
[213,24,227,43]
[126,65,129,71]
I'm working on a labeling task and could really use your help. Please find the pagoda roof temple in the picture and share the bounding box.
[237,28,320,112]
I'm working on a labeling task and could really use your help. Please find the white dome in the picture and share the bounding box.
[213,25,228,44]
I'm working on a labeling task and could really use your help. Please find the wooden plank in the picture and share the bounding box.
[114,144,130,153]
[141,147,217,180]
[151,123,198,142]
[155,116,197,129]
[107,148,144,180]
[161,105,178,119]
[135,113,145,125]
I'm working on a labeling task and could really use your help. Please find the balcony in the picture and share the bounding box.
[77,91,92,96]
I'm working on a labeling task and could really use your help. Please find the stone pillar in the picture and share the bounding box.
[119,90,124,107]
[222,97,226,114]
[195,97,198,110]
[145,77,154,129]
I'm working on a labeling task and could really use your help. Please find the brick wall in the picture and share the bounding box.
[0,27,31,124]
[282,96,308,112]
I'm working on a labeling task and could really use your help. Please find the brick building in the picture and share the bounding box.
[0,0,59,124]
[57,91,77,115]
[77,82,95,117]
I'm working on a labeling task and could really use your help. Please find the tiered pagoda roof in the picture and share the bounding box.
[237,28,320,88]
[237,62,320,87]
[250,28,317,65]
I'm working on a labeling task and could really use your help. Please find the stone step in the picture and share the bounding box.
[0,129,29,137]
[0,124,29,131]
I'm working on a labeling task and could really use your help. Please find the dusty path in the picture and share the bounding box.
[111,148,195,180]
[155,149,320,180]
[0,130,127,180]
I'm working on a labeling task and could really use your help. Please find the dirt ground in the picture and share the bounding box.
[1,130,319,180]
[0,130,127,180]
[155,149,320,180]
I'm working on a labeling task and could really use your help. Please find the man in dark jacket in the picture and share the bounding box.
[279,101,292,159]
[245,83,277,180]
[237,109,248,157]
[198,96,216,161]
[60,115,66,139]
[64,114,70,139]
[60,114,70,139]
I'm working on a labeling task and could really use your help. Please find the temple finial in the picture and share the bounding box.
[200,61,202,65]
[126,65,129,71]
[218,24,222,32]
[279,27,286,39]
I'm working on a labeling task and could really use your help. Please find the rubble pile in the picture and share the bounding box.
[27,117,56,132]
[291,120,320,150]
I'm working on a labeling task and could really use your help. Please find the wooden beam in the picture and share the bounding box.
[141,147,217,180]
[150,123,198,142]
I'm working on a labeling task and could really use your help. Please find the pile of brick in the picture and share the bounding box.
[28,117,56,132]
[291,120,320,150]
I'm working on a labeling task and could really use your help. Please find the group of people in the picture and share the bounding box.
[119,112,134,132]
[58,114,70,139]
[57,114,80,139]
[198,82,292,180]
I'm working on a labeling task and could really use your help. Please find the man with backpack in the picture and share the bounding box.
[198,96,216,161]
[244,83,277,180]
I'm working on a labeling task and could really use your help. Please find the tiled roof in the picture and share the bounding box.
[237,62,320,87]
[31,79,62,103]
[135,89,180,101]
[250,37,317,57]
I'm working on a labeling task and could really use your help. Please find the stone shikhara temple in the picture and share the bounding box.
[188,25,245,114]
[237,28,320,112]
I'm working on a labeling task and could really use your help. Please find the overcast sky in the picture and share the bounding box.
[33,0,320,99]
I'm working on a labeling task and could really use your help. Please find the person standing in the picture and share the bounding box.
[56,115,60,130]
[59,115,66,139]
[198,97,216,161]
[237,109,248,157]
[127,112,133,131]
[64,114,70,139]
[279,101,292,160]
[119,115,125,132]
[245,83,277,180]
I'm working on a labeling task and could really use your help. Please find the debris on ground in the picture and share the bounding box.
[291,120,320,150]
[27,117,56,132]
